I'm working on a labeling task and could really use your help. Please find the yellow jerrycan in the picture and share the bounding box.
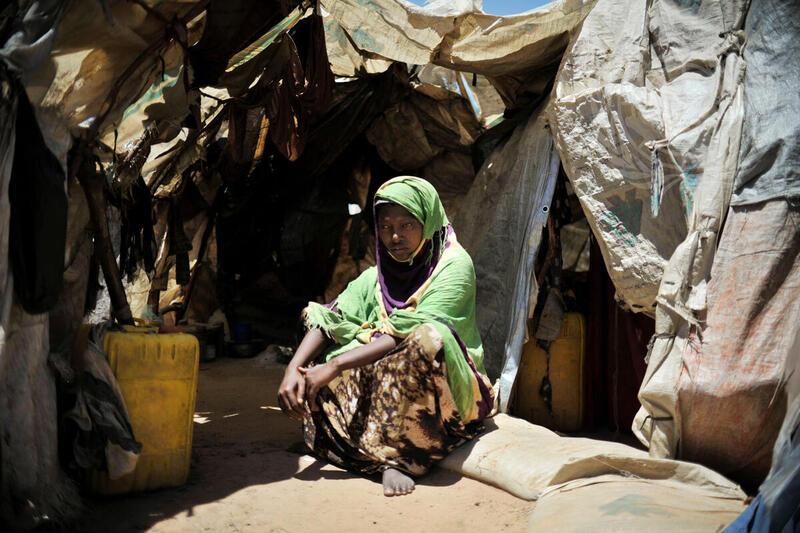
[90,327,199,494]
[513,312,585,432]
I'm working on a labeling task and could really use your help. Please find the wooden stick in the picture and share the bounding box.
[76,150,134,325]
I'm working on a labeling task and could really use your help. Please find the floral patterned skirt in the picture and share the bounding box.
[303,323,482,476]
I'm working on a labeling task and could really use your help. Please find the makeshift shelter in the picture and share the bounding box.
[1,0,797,529]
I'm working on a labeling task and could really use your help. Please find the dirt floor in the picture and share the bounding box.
[77,350,535,532]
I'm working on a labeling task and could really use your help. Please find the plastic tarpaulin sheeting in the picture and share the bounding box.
[415,64,505,127]
[455,107,558,410]
[548,0,747,314]
[98,42,189,159]
[675,199,800,486]
[1,2,82,528]
[321,15,392,77]
[731,0,800,206]
[24,0,206,164]
[0,302,80,530]
[365,83,482,216]
[320,0,596,77]
[632,0,798,481]
[1,87,79,524]
[547,0,749,462]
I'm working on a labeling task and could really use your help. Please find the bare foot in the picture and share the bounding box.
[382,468,415,497]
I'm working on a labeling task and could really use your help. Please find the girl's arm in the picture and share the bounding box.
[300,334,398,408]
[278,328,331,419]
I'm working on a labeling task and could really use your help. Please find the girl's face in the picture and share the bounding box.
[377,204,423,262]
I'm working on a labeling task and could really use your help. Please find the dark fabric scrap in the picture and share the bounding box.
[299,13,334,121]
[266,36,307,161]
[189,0,287,87]
[298,67,407,179]
[168,198,192,285]
[60,325,142,474]
[119,176,156,282]
[9,81,66,314]
[68,372,142,471]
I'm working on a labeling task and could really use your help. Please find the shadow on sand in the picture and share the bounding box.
[73,357,465,531]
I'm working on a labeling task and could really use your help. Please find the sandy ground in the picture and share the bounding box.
[77,351,535,532]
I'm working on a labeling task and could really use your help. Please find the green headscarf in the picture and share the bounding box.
[375,175,448,239]
[373,176,452,267]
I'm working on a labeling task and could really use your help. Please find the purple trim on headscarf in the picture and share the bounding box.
[447,325,493,421]
[377,236,440,313]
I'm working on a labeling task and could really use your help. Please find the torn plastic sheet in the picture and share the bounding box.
[455,107,558,410]
[497,145,559,411]
[320,0,595,77]
[417,64,481,116]
[217,3,313,94]
[415,64,505,124]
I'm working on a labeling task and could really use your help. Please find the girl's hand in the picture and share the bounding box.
[277,367,306,420]
[298,362,340,411]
